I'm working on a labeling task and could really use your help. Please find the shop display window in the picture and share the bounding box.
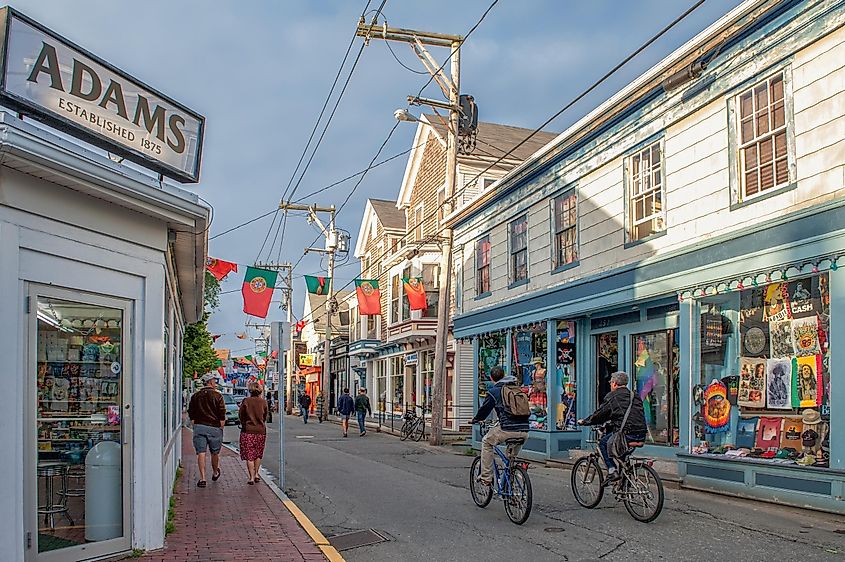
[631,329,680,445]
[477,333,506,407]
[35,297,125,553]
[692,273,831,469]
[512,324,548,431]
[555,321,577,430]
[391,356,404,413]
[421,350,434,411]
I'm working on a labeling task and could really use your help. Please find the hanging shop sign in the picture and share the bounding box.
[0,8,204,182]
[298,353,317,367]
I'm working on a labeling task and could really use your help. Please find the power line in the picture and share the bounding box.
[298,0,708,323]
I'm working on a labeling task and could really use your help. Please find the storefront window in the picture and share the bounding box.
[513,324,548,430]
[555,321,578,430]
[477,333,506,406]
[391,355,404,413]
[421,350,434,411]
[693,273,831,468]
[631,330,679,445]
[375,360,387,413]
[35,297,125,554]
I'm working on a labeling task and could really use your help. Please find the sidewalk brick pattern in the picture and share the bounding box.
[141,428,325,562]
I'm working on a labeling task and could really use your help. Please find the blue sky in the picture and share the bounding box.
[11,0,742,355]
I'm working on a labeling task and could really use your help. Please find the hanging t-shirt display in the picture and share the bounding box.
[794,355,823,408]
[721,375,739,405]
[738,357,766,408]
[763,283,792,322]
[765,358,792,409]
[701,312,732,365]
[703,380,730,433]
[755,417,782,450]
[791,316,821,357]
[780,417,803,450]
[735,417,758,449]
[769,320,794,358]
[787,277,820,318]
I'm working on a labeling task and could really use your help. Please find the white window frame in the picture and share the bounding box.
[552,188,578,269]
[736,71,790,201]
[625,138,665,243]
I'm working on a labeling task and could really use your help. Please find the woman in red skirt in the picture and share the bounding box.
[238,382,268,484]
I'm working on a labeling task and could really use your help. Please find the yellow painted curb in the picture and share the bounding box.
[282,499,347,562]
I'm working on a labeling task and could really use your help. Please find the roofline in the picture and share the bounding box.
[396,120,433,209]
[444,0,772,228]
[353,199,376,258]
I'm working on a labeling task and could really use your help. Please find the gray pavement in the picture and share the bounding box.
[225,416,845,562]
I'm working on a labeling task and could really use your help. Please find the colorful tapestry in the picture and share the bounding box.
[738,357,766,408]
[794,355,823,408]
[791,316,821,357]
[703,380,730,433]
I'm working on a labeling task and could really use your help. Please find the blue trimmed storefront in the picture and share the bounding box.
[457,202,845,512]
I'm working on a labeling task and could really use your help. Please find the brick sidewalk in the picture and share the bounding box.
[140,428,326,562]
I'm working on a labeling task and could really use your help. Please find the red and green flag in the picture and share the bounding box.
[242,266,278,318]
[304,275,331,295]
[402,277,427,311]
[206,257,238,281]
[355,279,381,315]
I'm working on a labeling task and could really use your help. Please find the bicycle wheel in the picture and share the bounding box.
[469,457,492,508]
[412,418,425,441]
[503,465,532,525]
[571,456,604,508]
[622,463,664,523]
[399,420,411,441]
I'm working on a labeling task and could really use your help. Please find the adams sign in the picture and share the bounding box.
[0,8,204,182]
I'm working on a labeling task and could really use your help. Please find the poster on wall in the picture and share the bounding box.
[769,320,794,358]
[763,283,792,322]
[787,277,819,318]
[791,316,820,357]
[765,358,792,409]
[794,355,823,407]
[738,357,766,407]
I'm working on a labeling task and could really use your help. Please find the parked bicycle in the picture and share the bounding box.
[570,423,664,522]
[469,421,533,525]
[400,405,425,442]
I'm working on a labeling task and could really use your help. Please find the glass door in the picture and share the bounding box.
[28,290,131,561]
[594,331,619,409]
[630,330,679,445]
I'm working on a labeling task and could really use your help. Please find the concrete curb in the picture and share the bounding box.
[222,441,346,562]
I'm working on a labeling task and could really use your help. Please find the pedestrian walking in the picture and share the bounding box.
[337,388,354,437]
[316,390,325,423]
[299,392,312,424]
[187,373,226,488]
[239,382,268,485]
[265,390,274,423]
[354,388,372,436]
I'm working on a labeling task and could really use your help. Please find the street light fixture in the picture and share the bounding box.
[394,108,418,123]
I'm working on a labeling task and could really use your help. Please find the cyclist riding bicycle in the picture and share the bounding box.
[471,366,529,486]
[578,371,647,483]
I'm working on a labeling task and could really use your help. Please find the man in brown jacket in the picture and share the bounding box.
[187,373,226,487]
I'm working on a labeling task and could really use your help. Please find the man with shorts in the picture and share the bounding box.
[188,373,226,487]
[337,387,355,437]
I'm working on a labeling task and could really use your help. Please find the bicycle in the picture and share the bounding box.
[399,405,425,442]
[570,423,664,523]
[469,421,533,525]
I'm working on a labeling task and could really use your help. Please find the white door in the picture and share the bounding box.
[25,285,132,561]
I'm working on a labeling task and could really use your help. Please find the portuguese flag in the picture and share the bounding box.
[402,277,427,310]
[305,275,331,295]
[206,257,238,281]
[242,266,278,318]
[355,279,381,315]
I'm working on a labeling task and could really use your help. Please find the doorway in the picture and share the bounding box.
[594,331,619,409]
[26,288,132,561]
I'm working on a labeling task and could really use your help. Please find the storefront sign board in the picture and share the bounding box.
[0,8,204,182]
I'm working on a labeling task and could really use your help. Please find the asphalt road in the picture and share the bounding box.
[224,416,845,562]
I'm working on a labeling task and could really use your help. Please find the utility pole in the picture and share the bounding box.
[278,202,337,422]
[357,23,463,445]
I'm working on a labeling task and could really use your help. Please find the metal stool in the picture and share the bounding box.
[59,464,85,499]
[37,461,74,529]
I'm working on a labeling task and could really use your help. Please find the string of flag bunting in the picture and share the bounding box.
[205,256,432,320]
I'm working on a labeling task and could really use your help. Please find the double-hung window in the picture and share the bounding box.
[414,204,424,241]
[627,140,665,242]
[476,235,490,295]
[737,72,788,199]
[509,216,528,284]
[553,191,578,268]
[390,275,400,323]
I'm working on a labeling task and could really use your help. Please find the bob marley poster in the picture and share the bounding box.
[793,355,822,408]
